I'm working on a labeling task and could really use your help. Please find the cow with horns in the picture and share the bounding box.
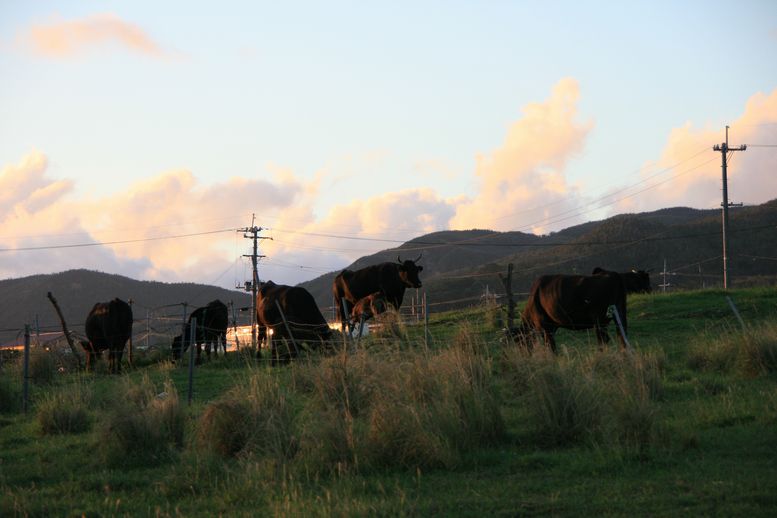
[333,254,424,332]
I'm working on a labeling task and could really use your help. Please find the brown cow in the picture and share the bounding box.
[256,281,331,363]
[512,272,628,353]
[350,292,388,327]
[333,255,423,332]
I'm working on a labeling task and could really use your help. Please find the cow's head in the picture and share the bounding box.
[397,254,423,288]
[629,269,652,293]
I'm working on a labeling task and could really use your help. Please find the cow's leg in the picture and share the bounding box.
[543,329,558,354]
[595,322,611,350]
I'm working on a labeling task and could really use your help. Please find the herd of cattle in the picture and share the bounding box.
[77,256,651,372]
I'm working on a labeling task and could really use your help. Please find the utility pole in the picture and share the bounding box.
[237,214,269,350]
[713,126,746,289]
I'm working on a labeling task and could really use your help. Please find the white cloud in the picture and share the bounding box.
[451,78,593,232]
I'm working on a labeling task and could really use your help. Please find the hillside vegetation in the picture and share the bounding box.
[1,287,776,516]
[301,200,777,311]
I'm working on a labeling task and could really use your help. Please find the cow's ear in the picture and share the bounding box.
[417,265,423,271]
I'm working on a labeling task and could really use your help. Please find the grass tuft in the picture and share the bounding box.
[197,373,297,460]
[37,379,91,434]
[97,376,184,467]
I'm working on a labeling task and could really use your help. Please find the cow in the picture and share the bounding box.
[592,267,652,294]
[333,254,423,332]
[256,281,332,363]
[80,298,133,374]
[512,272,628,353]
[172,300,229,364]
[350,291,388,329]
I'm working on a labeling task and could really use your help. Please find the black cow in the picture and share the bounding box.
[172,300,229,364]
[512,272,628,353]
[592,267,652,294]
[80,298,133,374]
[333,255,423,332]
[256,281,332,363]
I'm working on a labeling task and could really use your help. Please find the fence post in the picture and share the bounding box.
[424,292,430,349]
[22,325,30,414]
[610,306,632,351]
[187,317,197,405]
[498,263,515,330]
[274,300,298,355]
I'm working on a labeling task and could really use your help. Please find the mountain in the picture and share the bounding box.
[300,200,777,311]
[0,269,252,344]
[3,200,776,337]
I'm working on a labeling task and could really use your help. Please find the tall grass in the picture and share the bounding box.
[502,345,664,450]
[294,329,505,473]
[97,374,184,467]
[0,368,21,414]
[688,322,777,376]
[37,377,91,434]
[196,372,297,460]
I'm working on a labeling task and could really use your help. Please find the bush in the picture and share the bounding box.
[37,381,91,435]
[98,377,183,467]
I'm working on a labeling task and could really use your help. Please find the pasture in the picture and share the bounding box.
[1,287,777,516]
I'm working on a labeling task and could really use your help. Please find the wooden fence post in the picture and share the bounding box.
[187,317,197,405]
[22,325,30,414]
[725,296,746,330]
[610,306,633,351]
[275,300,298,355]
[498,263,515,330]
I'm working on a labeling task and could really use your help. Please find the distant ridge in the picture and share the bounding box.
[299,200,777,311]
[0,269,252,338]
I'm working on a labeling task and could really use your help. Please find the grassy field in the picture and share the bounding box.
[1,287,777,517]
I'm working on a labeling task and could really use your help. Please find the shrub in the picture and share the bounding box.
[98,377,183,467]
[37,380,91,434]
[196,373,296,460]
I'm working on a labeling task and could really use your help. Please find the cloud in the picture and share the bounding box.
[615,87,777,213]
[0,151,73,220]
[0,153,312,286]
[16,13,166,58]
[451,78,593,232]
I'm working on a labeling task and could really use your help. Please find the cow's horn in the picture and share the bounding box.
[414,253,423,263]
[397,255,403,264]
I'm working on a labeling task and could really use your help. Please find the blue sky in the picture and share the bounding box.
[1,1,776,287]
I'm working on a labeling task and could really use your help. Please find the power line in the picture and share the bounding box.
[0,228,237,253]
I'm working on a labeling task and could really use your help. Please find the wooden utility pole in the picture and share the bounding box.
[498,263,516,330]
[238,214,269,351]
[713,126,746,289]
[46,291,84,370]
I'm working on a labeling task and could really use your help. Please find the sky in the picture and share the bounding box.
[1,1,776,290]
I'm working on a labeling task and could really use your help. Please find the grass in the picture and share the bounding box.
[1,287,777,516]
